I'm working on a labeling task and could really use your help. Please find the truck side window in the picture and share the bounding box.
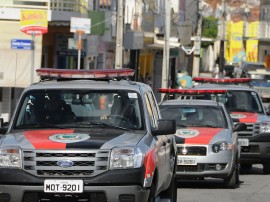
[148,92,160,120]
[145,94,158,129]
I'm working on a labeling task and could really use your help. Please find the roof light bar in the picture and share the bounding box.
[157,88,227,95]
[36,68,135,79]
[193,77,251,84]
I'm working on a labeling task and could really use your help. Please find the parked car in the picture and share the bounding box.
[158,88,246,188]
[244,68,270,102]
[240,61,265,73]
[0,68,177,202]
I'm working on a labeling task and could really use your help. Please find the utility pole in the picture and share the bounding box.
[192,0,203,77]
[31,33,35,84]
[115,0,123,69]
[219,0,226,72]
[243,0,249,54]
[161,0,171,90]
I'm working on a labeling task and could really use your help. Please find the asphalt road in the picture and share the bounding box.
[176,164,270,202]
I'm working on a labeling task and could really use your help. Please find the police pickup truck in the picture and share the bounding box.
[190,77,270,174]
[0,68,177,202]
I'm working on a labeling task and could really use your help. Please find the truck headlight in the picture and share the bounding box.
[212,142,232,153]
[260,122,270,133]
[110,147,143,169]
[0,147,22,168]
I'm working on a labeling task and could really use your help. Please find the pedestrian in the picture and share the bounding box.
[145,73,152,87]
[213,64,220,78]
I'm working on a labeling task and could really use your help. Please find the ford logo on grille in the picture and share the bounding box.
[57,160,74,168]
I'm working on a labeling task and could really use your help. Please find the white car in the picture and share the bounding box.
[191,77,270,174]
[158,89,246,188]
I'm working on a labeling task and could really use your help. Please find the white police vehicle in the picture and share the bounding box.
[0,68,177,202]
[158,89,246,189]
[189,77,270,174]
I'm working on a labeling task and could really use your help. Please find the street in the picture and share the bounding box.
[176,164,269,202]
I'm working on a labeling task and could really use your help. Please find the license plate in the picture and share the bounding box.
[238,138,249,146]
[44,179,83,193]
[177,156,197,165]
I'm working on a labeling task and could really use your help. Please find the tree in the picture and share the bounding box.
[201,16,218,48]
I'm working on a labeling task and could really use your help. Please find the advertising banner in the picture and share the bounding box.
[20,10,48,35]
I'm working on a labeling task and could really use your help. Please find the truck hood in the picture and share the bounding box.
[174,127,229,145]
[0,129,146,150]
[230,112,270,123]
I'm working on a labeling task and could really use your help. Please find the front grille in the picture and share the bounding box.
[237,123,260,137]
[177,164,205,172]
[0,193,10,202]
[177,146,207,156]
[241,145,260,153]
[177,163,227,172]
[23,150,110,177]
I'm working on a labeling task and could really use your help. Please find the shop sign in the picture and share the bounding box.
[20,10,48,35]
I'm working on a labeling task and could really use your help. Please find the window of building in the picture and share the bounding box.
[94,0,115,11]
[97,53,105,69]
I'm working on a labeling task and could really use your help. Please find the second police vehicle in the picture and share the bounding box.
[158,88,246,189]
[188,77,270,174]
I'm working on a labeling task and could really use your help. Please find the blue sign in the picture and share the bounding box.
[11,39,32,50]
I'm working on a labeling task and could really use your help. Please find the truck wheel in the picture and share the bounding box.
[241,164,252,169]
[147,182,157,202]
[159,177,177,202]
[263,164,270,174]
[224,163,239,189]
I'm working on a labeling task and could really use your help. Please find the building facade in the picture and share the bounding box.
[0,0,198,119]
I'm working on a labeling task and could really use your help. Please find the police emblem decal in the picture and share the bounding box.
[49,133,90,143]
[230,114,247,119]
[175,129,199,138]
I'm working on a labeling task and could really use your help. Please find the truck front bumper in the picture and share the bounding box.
[0,184,149,202]
[239,133,270,164]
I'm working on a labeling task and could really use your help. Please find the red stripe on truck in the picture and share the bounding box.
[24,129,74,149]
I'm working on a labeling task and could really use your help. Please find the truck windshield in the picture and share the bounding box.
[14,90,144,130]
[215,91,263,113]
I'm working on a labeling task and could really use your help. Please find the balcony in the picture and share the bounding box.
[0,0,88,21]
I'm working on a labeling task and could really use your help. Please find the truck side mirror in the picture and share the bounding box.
[233,123,247,132]
[0,118,3,128]
[0,118,8,134]
[152,119,176,136]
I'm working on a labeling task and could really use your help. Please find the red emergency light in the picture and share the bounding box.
[36,68,135,79]
[192,77,251,84]
[157,88,227,95]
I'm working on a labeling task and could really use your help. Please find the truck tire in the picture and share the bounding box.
[224,160,240,189]
[147,181,157,202]
[263,164,270,174]
[159,177,177,202]
[241,164,252,169]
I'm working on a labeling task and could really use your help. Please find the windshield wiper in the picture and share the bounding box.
[187,124,218,128]
[176,123,187,127]
[16,123,66,129]
[76,121,131,131]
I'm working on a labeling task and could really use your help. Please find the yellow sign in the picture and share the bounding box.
[20,10,48,35]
